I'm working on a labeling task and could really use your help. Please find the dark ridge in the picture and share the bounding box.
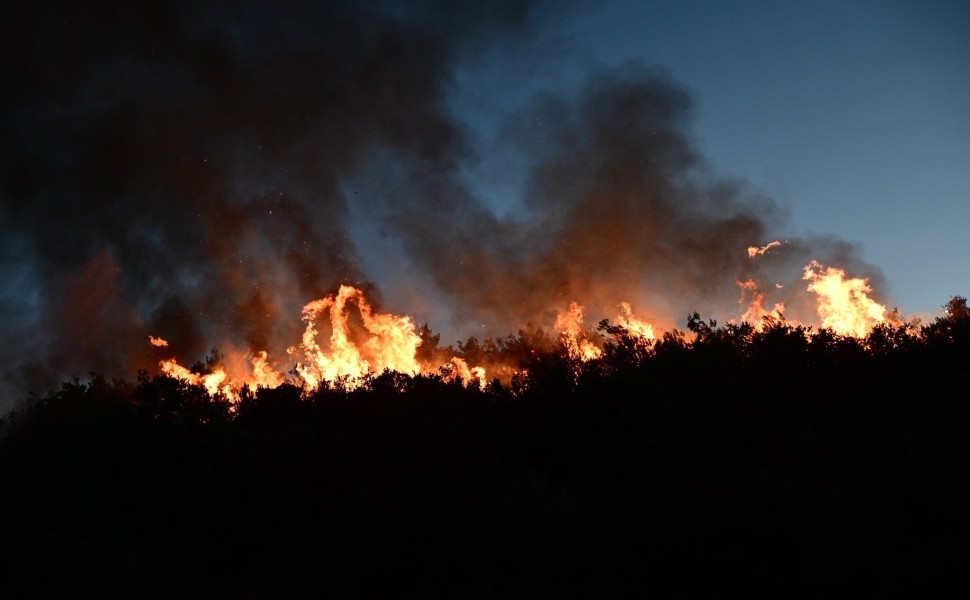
[1,298,968,596]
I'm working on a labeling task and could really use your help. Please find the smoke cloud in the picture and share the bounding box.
[368,62,882,330]
[0,1,884,409]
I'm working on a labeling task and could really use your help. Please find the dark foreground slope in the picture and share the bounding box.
[2,306,969,597]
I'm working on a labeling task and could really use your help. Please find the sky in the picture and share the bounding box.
[453,0,970,315]
[1,0,968,408]
[606,0,970,316]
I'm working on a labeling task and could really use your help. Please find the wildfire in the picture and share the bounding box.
[146,256,907,398]
[555,302,603,362]
[149,335,169,347]
[160,359,239,401]
[737,279,786,331]
[251,350,286,388]
[445,357,487,389]
[615,302,656,340]
[555,301,657,362]
[747,240,782,258]
[803,261,893,337]
[290,285,422,389]
[151,285,492,397]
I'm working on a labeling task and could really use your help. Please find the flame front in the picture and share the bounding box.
[737,279,787,331]
[147,255,908,398]
[446,357,487,389]
[555,301,656,362]
[616,302,656,340]
[160,359,239,401]
[251,351,285,389]
[555,302,603,362]
[151,285,494,397]
[803,261,892,337]
[291,285,422,389]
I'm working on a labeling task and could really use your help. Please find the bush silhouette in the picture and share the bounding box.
[2,302,970,596]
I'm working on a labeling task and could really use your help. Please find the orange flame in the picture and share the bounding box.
[151,286,425,395]
[615,302,656,340]
[803,261,892,337]
[737,279,786,331]
[555,302,603,361]
[160,358,239,401]
[290,285,422,389]
[250,350,285,388]
[445,357,487,389]
[554,301,656,360]
[747,240,782,258]
[145,256,907,397]
[149,335,169,347]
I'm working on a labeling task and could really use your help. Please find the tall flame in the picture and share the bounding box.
[615,302,656,340]
[555,302,603,362]
[250,350,285,389]
[556,301,656,361]
[291,285,422,389]
[737,279,786,331]
[445,357,487,389]
[803,261,891,337]
[150,285,498,397]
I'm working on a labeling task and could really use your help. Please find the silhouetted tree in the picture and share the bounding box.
[415,323,442,364]
[3,298,970,596]
[924,295,970,346]
[131,372,232,428]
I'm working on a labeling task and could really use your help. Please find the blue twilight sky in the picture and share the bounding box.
[452,0,970,318]
[600,0,970,316]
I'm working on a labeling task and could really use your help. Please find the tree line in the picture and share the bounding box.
[0,297,967,596]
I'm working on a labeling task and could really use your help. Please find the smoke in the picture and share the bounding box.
[376,63,884,332]
[0,1,884,408]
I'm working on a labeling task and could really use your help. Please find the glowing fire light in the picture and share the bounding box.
[146,255,904,398]
[250,350,285,388]
[556,301,656,361]
[149,335,169,347]
[160,358,239,401]
[150,285,494,397]
[737,279,786,331]
[290,285,422,389]
[555,302,603,361]
[803,261,892,337]
[446,357,487,389]
[747,240,782,258]
[616,302,656,340]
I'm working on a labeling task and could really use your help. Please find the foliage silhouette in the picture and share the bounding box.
[2,305,970,596]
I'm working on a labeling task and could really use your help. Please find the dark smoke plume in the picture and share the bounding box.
[0,1,883,410]
[375,63,883,331]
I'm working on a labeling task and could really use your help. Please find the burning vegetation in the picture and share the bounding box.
[2,294,968,596]
[145,248,912,401]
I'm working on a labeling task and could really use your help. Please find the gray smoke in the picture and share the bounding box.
[372,63,883,333]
